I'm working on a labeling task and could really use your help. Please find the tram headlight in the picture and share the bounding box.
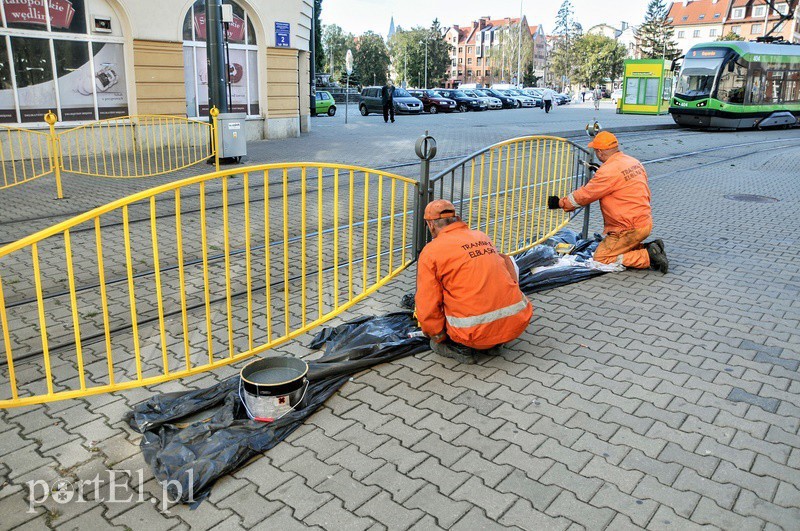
[696,101,707,107]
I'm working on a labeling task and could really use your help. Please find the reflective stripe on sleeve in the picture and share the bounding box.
[445,297,529,329]
[568,192,582,208]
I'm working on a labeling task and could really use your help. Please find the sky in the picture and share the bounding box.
[320,0,650,36]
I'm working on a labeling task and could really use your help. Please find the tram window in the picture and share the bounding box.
[785,71,799,103]
[676,57,723,98]
[717,58,748,104]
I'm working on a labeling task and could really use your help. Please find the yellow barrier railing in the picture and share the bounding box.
[0,163,416,407]
[0,122,55,191]
[58,113,216,179]
[0,111,218,199]
[428,135,592,256]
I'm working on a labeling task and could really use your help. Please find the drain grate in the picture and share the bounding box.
[724,194,779,203]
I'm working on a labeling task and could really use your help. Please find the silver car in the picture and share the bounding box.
[463,89,502,110]
[499,89,535,108]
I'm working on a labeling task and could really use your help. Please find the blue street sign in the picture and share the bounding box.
[275,22,290,48]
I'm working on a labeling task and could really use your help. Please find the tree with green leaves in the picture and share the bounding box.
[549,0,579,88]
[572,34,627,87]
[388,20,451,88]
[635,0,680,60]
[322,24,356,79]
[314,0,325,73]
[354,31,391,86]
[717,31,745,41]
[490,21,535,84]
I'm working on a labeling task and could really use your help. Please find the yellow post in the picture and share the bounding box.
[209,106,220,172]
[44,110,62,199]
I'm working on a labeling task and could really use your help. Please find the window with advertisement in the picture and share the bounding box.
[0,0,128,123]
[183,0,259,118]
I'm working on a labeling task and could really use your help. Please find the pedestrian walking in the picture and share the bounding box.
[593,85,602,111]
[542,87,555,113]
[581,87,587,102]
[548,131,669,273]
[381,80,395,123]
[415,200,533,364]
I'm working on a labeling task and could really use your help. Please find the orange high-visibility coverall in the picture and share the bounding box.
[560,151,652,268]
[415,221,533,350]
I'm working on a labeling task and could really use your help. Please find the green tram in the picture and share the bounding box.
[670,41,800,129]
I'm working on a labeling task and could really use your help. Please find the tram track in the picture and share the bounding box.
[0,127,703,246]
[2,131,799,364]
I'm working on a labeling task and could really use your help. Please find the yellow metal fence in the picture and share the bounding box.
[427,135,592,255]
[0,111,218,197]
[0,163,415,407]
[0,123,55,190]
[0,135,592,408]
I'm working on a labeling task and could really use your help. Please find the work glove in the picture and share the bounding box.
[586,162,600,172]
[547,196,561,210]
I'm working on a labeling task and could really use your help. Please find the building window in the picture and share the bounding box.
[451,59,457,66]
[732,7,745,19]
[467,58,472,65]
[458,58,463,64]
[714,13,721,18]
[458,47,463,53]
[183,0,258,117]
[753,5,766,17]
[467,46,473,54]
[693,29,701,37]
[485,69,491,76]
[0,0,128,123]
[731,25,741,34]
[709,28,718,37]
[751,23,763,34]
[699,14,705,19]
[682,16,688,21]
[477,58,482,65]
[776,3,789,15]
[677,30,685,38]
[467,69,472,76]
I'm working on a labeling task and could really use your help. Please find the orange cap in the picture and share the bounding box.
[424,199,457,220]
[587,131,619,150]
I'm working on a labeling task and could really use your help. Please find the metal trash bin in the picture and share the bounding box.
[216,113,247,159]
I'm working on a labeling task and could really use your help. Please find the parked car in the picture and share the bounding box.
[498,89,535,108]
[315,91,336,116]
[358,86,423,116]
[481,88,516,109]
[462,89,502,110]
[435,89,488,112]
[555,93,570,105]
[408,89,457,113]
[611,88,623,105]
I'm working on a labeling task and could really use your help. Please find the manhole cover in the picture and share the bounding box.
[724,194,779,203]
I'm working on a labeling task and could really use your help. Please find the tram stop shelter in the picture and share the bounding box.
[619,59,673,115]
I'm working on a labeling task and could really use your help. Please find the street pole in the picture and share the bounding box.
[517,0,523,87]
[424,40,428,89]
[310,2,316,117]
[205,0,228,114]
[345,49,353,124]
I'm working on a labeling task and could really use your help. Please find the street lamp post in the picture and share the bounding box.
[419,38,429,89]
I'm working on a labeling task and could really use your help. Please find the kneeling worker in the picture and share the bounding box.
[415,200,533,364]
[548,131,669,273]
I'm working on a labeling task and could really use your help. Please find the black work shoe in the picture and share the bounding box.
[430,339,476,364]
[645,239,665,255]
[647,244,669,274]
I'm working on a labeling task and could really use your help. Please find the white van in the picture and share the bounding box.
[459,83,483,90]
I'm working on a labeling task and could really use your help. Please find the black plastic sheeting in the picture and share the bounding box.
[128,229,604,506]
[127,312,427,506]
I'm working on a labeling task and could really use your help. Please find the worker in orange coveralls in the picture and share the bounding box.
[415,199,533,364]
[548,131,669,273]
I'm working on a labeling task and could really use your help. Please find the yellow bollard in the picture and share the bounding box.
[209,106,220,172]
[43,110,62,199]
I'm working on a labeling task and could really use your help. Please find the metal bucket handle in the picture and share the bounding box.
[238,378,309,423]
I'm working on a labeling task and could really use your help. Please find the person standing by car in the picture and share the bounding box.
[593,85,602,111]
[381,80,395,123]
[542,88,556,113]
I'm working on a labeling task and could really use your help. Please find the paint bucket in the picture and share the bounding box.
[239,357,309,422]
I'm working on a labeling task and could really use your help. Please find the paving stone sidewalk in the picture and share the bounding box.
[0,130,799,530]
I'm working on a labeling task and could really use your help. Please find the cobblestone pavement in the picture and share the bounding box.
[0,120,799,529]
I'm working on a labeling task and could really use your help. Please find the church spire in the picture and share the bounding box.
[388,16,396,39]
